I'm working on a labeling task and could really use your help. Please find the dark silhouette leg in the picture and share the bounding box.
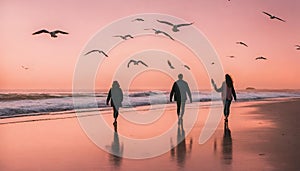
[180,101,186,118]
[223,100,232,121]
[176,101,181,117]
[113,105,119,124]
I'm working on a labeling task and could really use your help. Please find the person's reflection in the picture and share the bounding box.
[108,123,124,168]
[222,121,232,165]
[170,119,193,168]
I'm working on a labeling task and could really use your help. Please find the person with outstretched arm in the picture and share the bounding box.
[211,74,237,122]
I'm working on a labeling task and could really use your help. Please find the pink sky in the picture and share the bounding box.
[1,0,300,90]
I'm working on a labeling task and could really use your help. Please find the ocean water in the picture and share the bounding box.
[0,90,300,119]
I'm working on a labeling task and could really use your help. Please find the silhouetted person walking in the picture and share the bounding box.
[170,74,192,121]
[106,81,123,125]
[211,74,236,122]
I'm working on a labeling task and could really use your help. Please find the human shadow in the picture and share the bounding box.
[107,123,124,168]
[222,121,233,165]
[170,119,193,168]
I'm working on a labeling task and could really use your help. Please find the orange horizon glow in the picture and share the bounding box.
[1,0,300,90]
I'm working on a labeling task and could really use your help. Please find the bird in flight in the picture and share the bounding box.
[84,50,108,57]
[227,55,236,58]
[156,20,194,32]
[127,59,148,68]
[32,29,68,38]
[295,45,300,50]
[262,11,286,22]
[167,60,175,69]
[113,34,134,40]
[211,62,215,65]
[132,18,144,22]
[255,56,267,60]
[183,65,190,70]
[236,41,248,47]
[21,65,29,70]
[144,28,174,40]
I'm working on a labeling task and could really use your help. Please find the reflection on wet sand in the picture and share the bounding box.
[170,119,193,168]
[107,123,124,168]
[222,121,232,165]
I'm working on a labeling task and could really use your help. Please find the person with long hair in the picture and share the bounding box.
[106,81,123,125]
[211,74,237,122]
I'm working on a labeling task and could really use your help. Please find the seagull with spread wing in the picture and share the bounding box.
[127,59,148,68]
[183,65,190,70]
[262,11,286,22]
[295,45,300,50]
[144,28,174,40]
[21,65,29,70]
[32,29,69,38]
[236,41,248,47]
[255,56,267,60]
[84,50,108,57]
[131,18,144,22]
[167,60,175,69]
[156,20,194,32]
[227,55,236,58]
[113,34,134,40]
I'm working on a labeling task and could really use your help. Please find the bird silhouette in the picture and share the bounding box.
[131,18,144,22]
[262,11,286,22]
[84,50,108,57]
[21,65,29,70]
[127,59,148,68]
[167,60,175,69]
[156,20,194,32]
[227,55,236,58]
[236,41,248,47]
[32,29,68,38]
[183,65,190,70]
[113,34,134,40]
[211,62,215,65]
[255,56,267,60]
[144,28,174,40]
[295,45,300,50]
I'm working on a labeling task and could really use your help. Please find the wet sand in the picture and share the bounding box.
[0,98,299,171]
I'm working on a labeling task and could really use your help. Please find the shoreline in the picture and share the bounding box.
[0,98,299,170]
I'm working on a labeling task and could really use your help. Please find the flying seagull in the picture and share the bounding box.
[167,60,175,69]
[144,28,174,40]
[183,65,190,70]
[84,50,108,57]
[132,18,144,22]
[227,55,236,58]
[262,11,286,22]
[21,65,29,70]
[295,45,300,50]
[156,20,194,32]
[255,56,267,60]
[127,59,148,68]
[113,34,134,40]
[32,29,68,38]
[211,62,215,65]
[236,41,248,47]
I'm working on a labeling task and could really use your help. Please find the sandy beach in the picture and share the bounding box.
[0,98,299,171]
